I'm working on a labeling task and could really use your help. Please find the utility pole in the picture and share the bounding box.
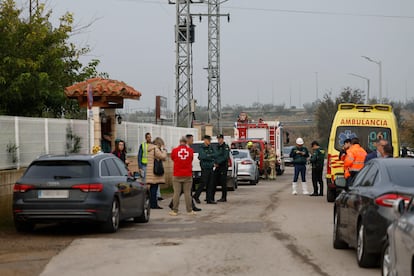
[169,0,200,128]
[29,0,39,21]
[198,1,229,133]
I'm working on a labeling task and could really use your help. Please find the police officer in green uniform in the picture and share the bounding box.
[193,135,217,204]
[215,134,230,202]
[310,140,325,196]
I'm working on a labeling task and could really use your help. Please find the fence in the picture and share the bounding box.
[0,116,197,170]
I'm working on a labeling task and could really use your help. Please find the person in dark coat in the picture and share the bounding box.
[309,141,325,196]
[215,134,230,202]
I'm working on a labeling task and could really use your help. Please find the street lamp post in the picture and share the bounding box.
[362,56,382,102]
[349,73,370,103]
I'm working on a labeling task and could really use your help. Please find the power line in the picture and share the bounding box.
[118,0,414,20]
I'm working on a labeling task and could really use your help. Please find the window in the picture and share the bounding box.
[113,158,129,176]
[24,161,91,179]
[335,126,392,152]
[100,160,110,177]
[102,159,122,176]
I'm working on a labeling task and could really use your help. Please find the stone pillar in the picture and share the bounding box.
[93,107,101,149]
[205,124,213,137]
[192,122,203,141]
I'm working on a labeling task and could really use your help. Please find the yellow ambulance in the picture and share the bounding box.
[326,103,400,202]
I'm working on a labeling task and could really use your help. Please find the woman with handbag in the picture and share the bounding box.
[146,137,167,209]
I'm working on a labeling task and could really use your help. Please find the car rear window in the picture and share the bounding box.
[386,164,414,186]
[24,161,92,179]
[232,151,249,159]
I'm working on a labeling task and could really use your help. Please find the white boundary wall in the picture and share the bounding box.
[0,116,197,170]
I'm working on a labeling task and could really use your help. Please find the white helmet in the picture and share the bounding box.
[296,137,304,145]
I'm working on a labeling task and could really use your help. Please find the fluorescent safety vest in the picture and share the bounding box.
[141,142,148,165]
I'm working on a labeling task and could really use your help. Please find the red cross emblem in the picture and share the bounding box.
[178,148,190,160]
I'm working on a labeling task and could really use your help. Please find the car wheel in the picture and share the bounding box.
[381,241,391,276]
[356,222,378,267]
[14,219,34,233]
[101,198,120,233]
[327,189,336,202]
[333,211,348,249]
[250,180,256,185]
[134,192,150,223]
[234,178,238,190]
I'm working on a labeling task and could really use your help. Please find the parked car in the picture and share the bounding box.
[333,158,414,267]
[190,140,237,191]
[231,149,259,185]
[382,198,414,276]
[12,153,150,233]
[283,146,294,166]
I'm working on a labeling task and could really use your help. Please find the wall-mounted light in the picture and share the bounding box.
[100,110,108,124]
[116,114,122,124]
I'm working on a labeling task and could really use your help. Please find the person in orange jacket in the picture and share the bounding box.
[343,137,367,185]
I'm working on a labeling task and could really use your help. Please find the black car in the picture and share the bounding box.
[382,198,414,276]
[333,158,414,267]
[13,154,150,233]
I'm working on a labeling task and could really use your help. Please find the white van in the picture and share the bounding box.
[190,140,237,191]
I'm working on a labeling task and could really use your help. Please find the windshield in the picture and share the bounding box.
[386,164,414,187]
[335,126,392,152]
[24,161,92,179]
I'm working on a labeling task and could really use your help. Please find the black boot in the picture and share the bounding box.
[319,182,324,196]
[310,181,318,196]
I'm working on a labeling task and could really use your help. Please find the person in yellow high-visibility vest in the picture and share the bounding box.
[138,133,152,182]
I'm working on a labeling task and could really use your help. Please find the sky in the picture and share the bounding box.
[15,0,414,112]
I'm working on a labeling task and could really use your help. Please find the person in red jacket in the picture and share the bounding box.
[170,136,195,216]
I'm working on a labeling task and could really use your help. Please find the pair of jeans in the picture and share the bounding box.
[293,164,306,182]
[172,176,193,212]
[149,184,159,208]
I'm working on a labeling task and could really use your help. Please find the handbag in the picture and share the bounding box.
[153,149,164,176]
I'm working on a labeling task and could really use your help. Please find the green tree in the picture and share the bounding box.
[314,88,365,147]
[0,0,104,118]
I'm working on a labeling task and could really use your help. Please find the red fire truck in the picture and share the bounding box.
[232,119,285,176]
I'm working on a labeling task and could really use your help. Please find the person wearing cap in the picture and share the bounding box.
[289,137,310,195]
[193,135,217,204]
[215,134,230,202]
[309,141,325,196]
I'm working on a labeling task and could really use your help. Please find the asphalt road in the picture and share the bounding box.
[37,167,379,276]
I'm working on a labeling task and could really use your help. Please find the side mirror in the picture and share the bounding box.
[393,198,406,217]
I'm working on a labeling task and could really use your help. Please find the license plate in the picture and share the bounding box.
[38,190,69,199]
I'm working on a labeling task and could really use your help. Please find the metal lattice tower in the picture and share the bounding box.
[207,0,221,132]
[29,0,39,20]
[174,0,194,128]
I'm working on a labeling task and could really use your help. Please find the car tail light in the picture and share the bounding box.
[72,183,103,192]
[375,194,411,207]
[13,184,35,193]
[228,158,232,168]
[241,160,253,165]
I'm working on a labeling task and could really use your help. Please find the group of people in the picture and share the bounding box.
[289,135,394,196]
[135,133,230,216]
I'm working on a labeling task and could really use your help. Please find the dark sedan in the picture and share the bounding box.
[333,158,414,267]
[382,198,414,276]
[13,154,150,233]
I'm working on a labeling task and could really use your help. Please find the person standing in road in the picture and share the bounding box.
[267,145,277,180]
[170,136,195,216]
[215,134,230,202]
[193,135,217,204]
[339,138,352,161]
[169,134,202,212]
[146,137,167,209]
[290,137,310,195]
[365,138,388,163]
[344,137,367,185]
[309,141,325,196]
[138,133,151,182]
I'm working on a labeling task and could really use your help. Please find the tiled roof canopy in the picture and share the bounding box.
[64,78,141,108]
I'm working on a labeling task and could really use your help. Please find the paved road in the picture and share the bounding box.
[41,167,379,276]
